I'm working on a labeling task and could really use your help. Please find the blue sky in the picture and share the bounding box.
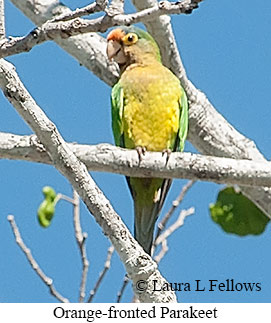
[1,0,271,303]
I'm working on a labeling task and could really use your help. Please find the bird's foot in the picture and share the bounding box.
[136,146,146,164]
[162,148,172,165]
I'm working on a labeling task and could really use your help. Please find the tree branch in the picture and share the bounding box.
[0,59,176,303]
[153,208,194,263]
[88,245,114,302]
[106,0,124,16]
[7,215,69,303]
[11,0,118,86]
[154,239,169,263]
[72,190,89,303]
[1,1,202,59]
[2,132,271,195]
[153,182,195,262]
[155,207,195,246]
[0,0,5,40]
[116,275,129,303]
[52,0,108,22]
[131,0,271,219]
[155,180,194,241]
[10,0,271,218]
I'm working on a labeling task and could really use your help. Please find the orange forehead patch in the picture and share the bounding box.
[107,29,125,41]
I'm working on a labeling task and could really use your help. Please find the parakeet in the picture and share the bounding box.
[106,26,188,255]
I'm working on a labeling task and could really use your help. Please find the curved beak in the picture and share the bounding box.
[106,40,127,64]
[106,40,120,60]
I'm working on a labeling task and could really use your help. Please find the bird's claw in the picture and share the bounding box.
[136,146,146,164]
[162,148,172,165]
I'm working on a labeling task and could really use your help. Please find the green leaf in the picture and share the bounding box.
[209,187,269,236]
[37,186,57,228]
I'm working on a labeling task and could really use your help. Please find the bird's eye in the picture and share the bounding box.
[122,33,138,45]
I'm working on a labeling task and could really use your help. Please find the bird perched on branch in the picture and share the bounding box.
[106,26,188,255]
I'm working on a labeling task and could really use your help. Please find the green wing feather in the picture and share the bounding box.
[177,88,189,152]
[111,82,124,147]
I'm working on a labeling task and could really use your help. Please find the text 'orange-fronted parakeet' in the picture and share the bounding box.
[106,26,188,255]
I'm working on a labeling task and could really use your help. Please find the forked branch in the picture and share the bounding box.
[7,215,69,303]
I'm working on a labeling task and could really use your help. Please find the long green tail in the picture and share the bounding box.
[128,177,171,255]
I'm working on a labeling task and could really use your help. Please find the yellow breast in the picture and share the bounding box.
[120,63,181,151]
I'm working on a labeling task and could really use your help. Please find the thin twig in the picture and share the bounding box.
[7,215,69,303]
[116,274,129,303]
[57,193,75,204]
[52,0,108,22]
[0,0,203,59]
[154,239,169,263]
[0,0,5,40]
[152,182,194,262]
[155,180,194,241]
[88,245,114,302]
[155,207,195,246]
[72,190,89,303]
